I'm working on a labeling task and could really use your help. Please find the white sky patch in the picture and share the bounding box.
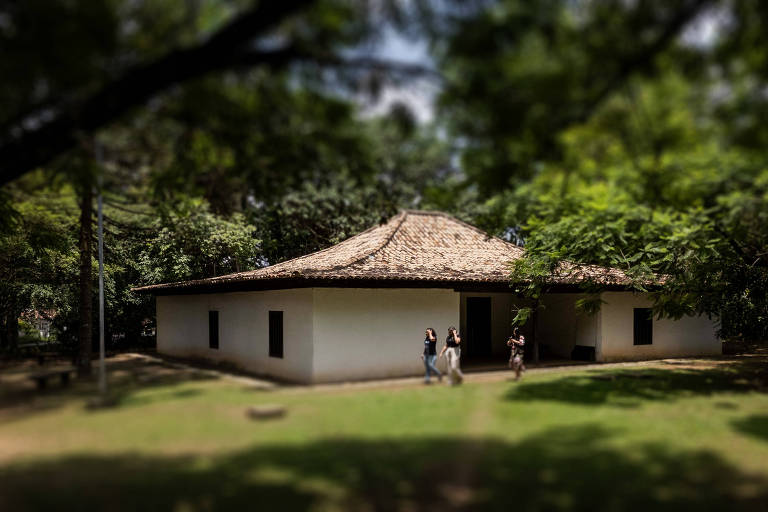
[681,6,732,48]
[356,5,731,124]
[358,79,439,124]
[354,26,439,124]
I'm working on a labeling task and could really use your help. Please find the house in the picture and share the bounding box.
[20,309,55,339]
[133,210,720,383]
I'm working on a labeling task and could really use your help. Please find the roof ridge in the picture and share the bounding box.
[407,209,524,252]
[132,210,527,293]
[449,215,521,249]
[212,211,407,280]
[132,208,634,294]
[318,210,410,272]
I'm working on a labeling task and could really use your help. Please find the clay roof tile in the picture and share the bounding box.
[133,210,632,293]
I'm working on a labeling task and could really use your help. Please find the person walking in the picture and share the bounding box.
[421,328,442,384]
[507,328,526,381]
[439,326,464,385]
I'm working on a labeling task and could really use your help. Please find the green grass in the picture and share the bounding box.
[1,357,767,511]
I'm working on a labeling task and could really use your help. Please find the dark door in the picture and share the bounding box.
[466,297,492,358]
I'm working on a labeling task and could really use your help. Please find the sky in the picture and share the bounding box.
[357,26,439,124]
[353,3,725,126]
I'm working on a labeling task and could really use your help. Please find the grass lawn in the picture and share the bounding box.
[1,354,767,511]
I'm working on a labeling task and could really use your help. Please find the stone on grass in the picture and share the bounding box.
[246,404,286,420]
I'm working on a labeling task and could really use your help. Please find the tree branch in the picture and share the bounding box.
[232,47,443,80]
[577,0,714,124]
[0,0,317,185]
[303,54,443,80]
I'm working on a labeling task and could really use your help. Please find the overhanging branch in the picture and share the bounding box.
[0,0,316,185]
[577,0,714,124]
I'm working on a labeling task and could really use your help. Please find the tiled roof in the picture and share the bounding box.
[134,210,631,293]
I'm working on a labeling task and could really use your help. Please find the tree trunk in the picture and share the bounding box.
[8,305,19,352]
[1,296,20,353]
[0,302,7,349]
[2,309,15,351]
[532,301,540,364]
[77,186,93,376]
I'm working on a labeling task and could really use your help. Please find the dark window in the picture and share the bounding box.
[633,308,653,345]
[269,311,283,358]
[466,297,492,358]
[208,310,219,349]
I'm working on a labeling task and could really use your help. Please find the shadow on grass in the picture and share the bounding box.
[0,356,218,422]
[92,357,217,409]
[506,358,768,407]
[733,415,768,443]
[1,425,766,512]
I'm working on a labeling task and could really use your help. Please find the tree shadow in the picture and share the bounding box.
[506,358,768,407]
[1,425,767,512]
[732,415,768,443]
[88,357,217,410]
[0,356,218,422]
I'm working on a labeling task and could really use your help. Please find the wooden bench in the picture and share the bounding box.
[28,367,77,390]
[17,342,57,365]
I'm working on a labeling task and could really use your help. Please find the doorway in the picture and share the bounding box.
[466,297,492,359]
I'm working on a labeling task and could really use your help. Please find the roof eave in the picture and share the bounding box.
[133,276,637,296]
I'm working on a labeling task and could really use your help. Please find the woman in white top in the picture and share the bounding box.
[439,326,464,386]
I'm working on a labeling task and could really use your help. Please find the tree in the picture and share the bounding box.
[436,0,716,193]
[0,0,442,184]
[0,176,74,351]
[0,90,457,355]
[486,73,768,339]
[0,0,449,366]
[138,199,261,284]
[429,1,768,340]
[250,110,457,263]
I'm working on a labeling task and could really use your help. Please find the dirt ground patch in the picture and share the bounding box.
[0,353,216,419]
[3,351,766,402]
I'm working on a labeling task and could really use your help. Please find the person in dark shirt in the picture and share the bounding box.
[439,326,464,385]
[421,328,442,384]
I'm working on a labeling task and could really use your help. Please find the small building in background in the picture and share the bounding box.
[20,309,55,340]
[134,211,720,383]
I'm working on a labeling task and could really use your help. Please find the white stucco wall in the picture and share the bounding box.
[155,287,721,382]
[537,294,600,359]
[312,288,460,382]
[156,289,314,382]
[599,291,720,361]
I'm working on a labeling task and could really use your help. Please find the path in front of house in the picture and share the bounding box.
[294,358,738,394]
[133,352,740,395]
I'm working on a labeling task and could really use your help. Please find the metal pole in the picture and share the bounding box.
[96,144,107,396]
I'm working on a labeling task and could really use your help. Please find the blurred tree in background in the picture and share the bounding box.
[0,179,73,350]
[436,0,768,340]
[1,0,768,362]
